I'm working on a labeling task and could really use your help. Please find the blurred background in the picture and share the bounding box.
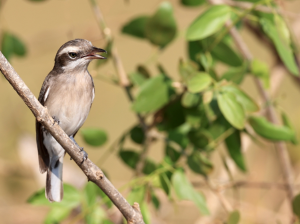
[1,0,300,223]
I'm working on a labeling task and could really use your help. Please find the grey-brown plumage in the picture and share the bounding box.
[36,39,106,202]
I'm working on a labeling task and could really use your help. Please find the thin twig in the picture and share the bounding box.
[88,0,149,174]
[223,0,299,18]
[0,52,145,224]
[209,0,295,216]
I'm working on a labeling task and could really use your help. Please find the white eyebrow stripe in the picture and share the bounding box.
[44,87,50,102]
[59,46,80,55]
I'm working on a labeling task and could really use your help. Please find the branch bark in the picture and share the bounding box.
[0,52,145,224]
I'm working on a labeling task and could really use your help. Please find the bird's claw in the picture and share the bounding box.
[52,116,60,126]
[80,147,88,162]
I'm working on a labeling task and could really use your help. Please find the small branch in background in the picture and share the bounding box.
[193,181,300,191]
[208,0,295,218]
[89,0,150,175]
[0,52,145,224]
[223,0,299,18]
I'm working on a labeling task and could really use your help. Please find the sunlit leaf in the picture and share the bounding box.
[85,207,106,224]
[81,128,108,147]
[249,116,295,141]
[211,41,243,67]
[281,112,298,144]
[187,72,212,93]
[221,66,246,84]
[217,92,245,129]
[172,170,209,214]
[132,75,175,113]
[227,210,240,224]
[260,18,299,76]
[186,5,231,41]
[145,2,177,47]
[127,186,145,205]
[181,92,200,108]
[27,184,81,209]
[250,59,270,88]
[141,202,151,224]
[221,85,259,113]
[45,207,71,224]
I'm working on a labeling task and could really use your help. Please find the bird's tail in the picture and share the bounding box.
[45,157,64,202]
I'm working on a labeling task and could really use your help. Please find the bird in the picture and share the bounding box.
[35,39,106,202]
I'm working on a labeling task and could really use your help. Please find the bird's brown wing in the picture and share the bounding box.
[36,73,55,173]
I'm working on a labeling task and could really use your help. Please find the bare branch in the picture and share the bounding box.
[0,52,145,224]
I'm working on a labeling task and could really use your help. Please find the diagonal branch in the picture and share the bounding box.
[0,52,145,224]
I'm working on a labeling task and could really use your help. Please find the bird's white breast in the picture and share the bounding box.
[44,71,94,136]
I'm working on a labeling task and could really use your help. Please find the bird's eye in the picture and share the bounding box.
[68,52,77,59]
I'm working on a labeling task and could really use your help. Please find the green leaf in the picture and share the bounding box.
[1,32,27,61]
[119,150,139,169]
[227,210,240,224]
[81,128,108,147]
[260,18,299,76]
[187,72,212,93]
[129,72,148,86]
[186,5,231,41]
[221,66,246,84]
[281,112,298,144]
[181,0,205,6]
[141,202,151,224]
[217,91,245,130]
[127,186,145,206]
[165,144,181,163]
[122,16,149,39]
[211,41,243,67]
[293,194,300,219]
[132,75,175,113]
[221,85,259,113]
[145,2,177,47]
[151,191,160,210]
[45,207,71,224]
[130,126,145,144]
[84,182,98,206]
[249,116,295,141]
[225,130,247,172]
[85,207,106,224]
[250,59,270,88]
[119,150,156,174]
[159,172,171,196]
[187,152,213,176]
[188,129,212,149]
[179,59,199,83]
[27,184,81,209]
[168,129,189,149]
[181,92,200,108]
[172,170,209,214]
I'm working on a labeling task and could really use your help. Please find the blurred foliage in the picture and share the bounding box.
[16,0,300,223]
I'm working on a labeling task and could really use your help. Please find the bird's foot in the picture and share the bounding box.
[79,147,88,162]
[69,136,88,162]
[52,116,60,126]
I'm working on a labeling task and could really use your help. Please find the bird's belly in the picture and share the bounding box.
[46,92,92,136]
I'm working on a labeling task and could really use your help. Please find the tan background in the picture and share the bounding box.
[0,0,300,223]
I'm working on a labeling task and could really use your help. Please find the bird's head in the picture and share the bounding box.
[54,39,106,72]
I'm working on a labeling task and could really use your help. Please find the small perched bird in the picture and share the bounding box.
[36,39,106,202]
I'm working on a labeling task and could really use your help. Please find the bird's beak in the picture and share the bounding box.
[83,47,107,59]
